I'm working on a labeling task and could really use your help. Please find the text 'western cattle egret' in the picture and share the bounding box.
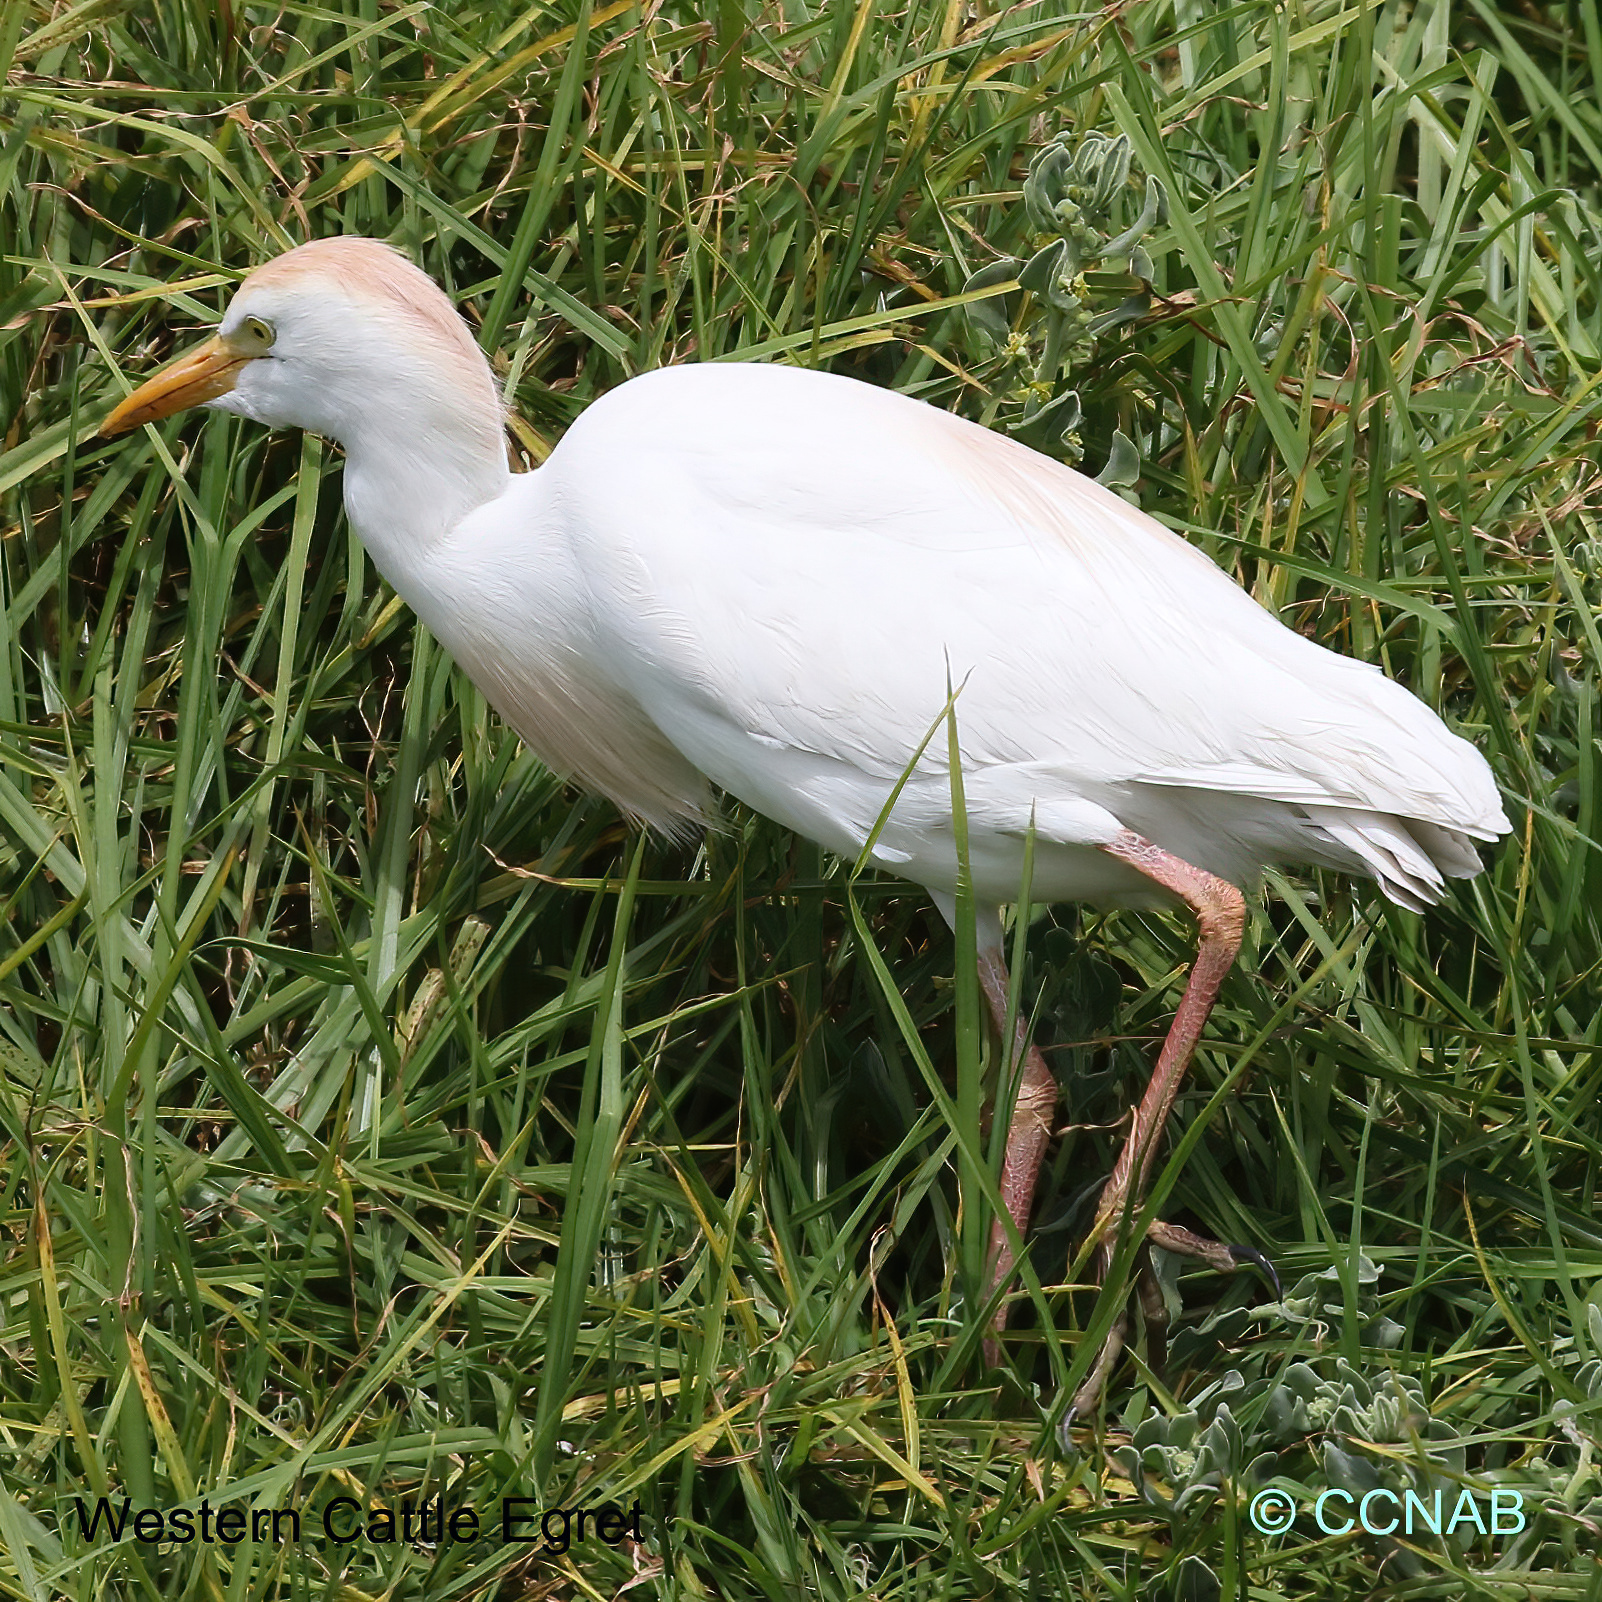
[103,236,1509,1420]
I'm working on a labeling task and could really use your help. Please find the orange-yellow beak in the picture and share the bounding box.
[100,335,255,436]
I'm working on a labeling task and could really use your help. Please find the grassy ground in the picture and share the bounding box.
[3,0,1601,1595]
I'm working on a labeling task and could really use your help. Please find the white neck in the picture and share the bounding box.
[334,425,715,836]
[337,372,511,597]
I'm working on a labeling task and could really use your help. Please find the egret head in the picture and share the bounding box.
[101,237,501,449]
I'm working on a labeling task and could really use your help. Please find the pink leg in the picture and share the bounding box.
[977,947,1058,1362]
[973,830,1250,1397]
[1070,829,1246,1416]
[1091,833,1245,1231]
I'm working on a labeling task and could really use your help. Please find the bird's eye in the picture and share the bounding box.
[241,315,276,349]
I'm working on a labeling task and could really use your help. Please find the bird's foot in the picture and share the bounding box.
[1058,1216,1279,1449]
[1147,1219,1282,1301]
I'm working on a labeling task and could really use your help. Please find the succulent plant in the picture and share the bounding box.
[1109,1368,1278,1516]
[962,130,1167,474]
[1096,1255,1602,1586]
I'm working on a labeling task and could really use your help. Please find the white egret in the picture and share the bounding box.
[103,237,1509,1416]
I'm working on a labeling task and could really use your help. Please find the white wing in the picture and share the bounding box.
[535,363,1506,909]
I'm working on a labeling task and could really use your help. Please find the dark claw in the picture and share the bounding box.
[1032,1179,1104,1237]
[1227,1243,1282,1301]
[1056,1405,1079,1455]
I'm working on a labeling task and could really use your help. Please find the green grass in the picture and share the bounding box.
[3,0,1602,1596]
